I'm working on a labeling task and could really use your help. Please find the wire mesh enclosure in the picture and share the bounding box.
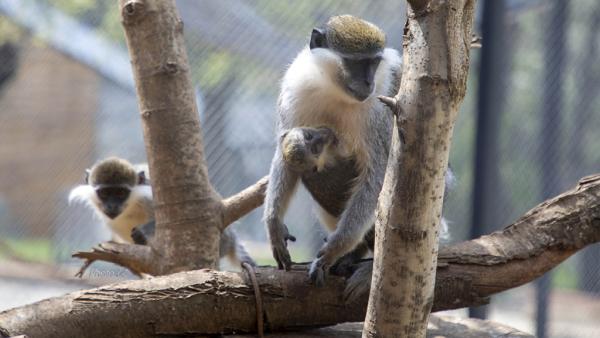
[0,1,598,337]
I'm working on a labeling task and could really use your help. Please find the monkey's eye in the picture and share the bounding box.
[96,189,109,200]
[304,132,314,141]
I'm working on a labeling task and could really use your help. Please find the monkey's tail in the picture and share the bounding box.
[234,241,256,267]
[222,228,256,267]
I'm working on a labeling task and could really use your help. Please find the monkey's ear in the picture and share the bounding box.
[84,169,91,184]
[310,28,327,49]
[137,171,147,185]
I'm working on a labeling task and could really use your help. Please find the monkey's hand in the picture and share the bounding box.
[267,218,296,270]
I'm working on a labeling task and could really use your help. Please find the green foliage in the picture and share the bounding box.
[0,238,53,263]
[0,16,24,44]
[552,260,579,289]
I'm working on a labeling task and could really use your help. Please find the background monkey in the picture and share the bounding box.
[69,157,152,243]
[69,156,255,268]
[263,14,402,285]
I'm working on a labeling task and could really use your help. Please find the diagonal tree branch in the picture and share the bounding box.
[72,242,158,277]
[221,176,268,228]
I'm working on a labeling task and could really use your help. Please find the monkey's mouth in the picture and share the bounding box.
[345,85,373,102]
[105,210,121,219]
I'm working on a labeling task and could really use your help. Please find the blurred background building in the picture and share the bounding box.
[0,1,598,337]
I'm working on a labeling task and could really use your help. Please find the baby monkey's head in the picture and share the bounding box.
[281,127,339,173]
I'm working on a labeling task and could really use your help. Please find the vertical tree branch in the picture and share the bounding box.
[364,1,476,337]
[119,0,222,273]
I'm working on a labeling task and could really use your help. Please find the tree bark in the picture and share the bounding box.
[115,0,222,273]
[364,1,476,337]
[3,174,599,337]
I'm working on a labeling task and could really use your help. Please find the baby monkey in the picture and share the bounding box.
[69,156,255,267]
[281,126,342,174]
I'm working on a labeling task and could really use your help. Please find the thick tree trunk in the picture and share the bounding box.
[364,1,476,337]
[3,174,598,337]
[119,0,222,272]
[71,0,268,277]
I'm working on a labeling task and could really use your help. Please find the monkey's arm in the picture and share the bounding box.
[131,220,155,245]
[264,145,299,270]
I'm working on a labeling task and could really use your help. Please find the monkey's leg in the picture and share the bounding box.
[264,147,299,270]
[330,226,374,276]
[329,240,369,276]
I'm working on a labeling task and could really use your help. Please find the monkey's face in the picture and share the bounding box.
[338,55,382,102]
[281,127,336,173]
[309,16,386,102]
[95,186,131,219]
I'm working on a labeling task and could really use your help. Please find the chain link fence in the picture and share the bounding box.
[0,1,598,337]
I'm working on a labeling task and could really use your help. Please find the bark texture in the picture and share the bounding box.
[3,174,598,337]
[364,1,476,337]
[115,0,222,273]
[222,176,268,229]
[221,317,532,337]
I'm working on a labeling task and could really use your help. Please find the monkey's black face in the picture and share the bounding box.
[96,186,131,219]
[341,56,382,102]
[309,27,383,102]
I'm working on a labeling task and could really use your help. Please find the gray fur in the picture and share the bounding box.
[263,17,401,283]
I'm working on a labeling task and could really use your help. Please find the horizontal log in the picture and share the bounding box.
[1,174,598,337]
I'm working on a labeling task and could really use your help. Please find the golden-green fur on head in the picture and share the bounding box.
[89,157,137,186]
[326,15,385,55]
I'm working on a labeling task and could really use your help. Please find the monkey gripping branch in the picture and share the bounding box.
[1,0,599,337]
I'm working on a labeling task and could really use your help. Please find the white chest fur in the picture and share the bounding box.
[105,202,152,243]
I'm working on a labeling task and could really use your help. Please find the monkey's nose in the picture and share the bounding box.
[288,147,306,164]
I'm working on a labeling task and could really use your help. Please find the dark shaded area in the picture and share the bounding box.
[536,1,568,337]
[0,42,19,92]
[469,0,508,320]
